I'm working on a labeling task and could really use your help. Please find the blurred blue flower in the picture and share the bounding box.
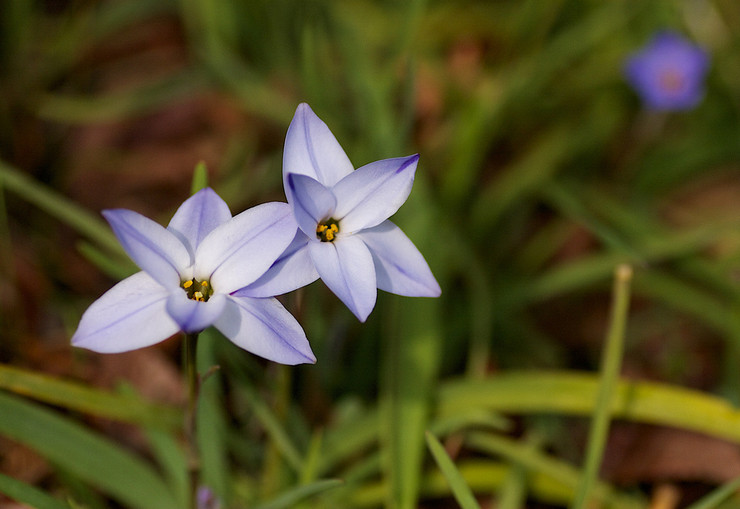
[72,188,315,365]
[624,31,709,111]
[246,103,441,322]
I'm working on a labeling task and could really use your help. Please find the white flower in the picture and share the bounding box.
[71,188,315,365]
[247,103,441,321]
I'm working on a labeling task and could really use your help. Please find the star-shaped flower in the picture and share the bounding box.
[246,103,441,321]
[71,188,316,365]
[624,31,710,111]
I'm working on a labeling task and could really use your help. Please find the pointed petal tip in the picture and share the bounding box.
[397,154,420,174]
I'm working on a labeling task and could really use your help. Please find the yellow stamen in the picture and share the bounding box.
[316,219,340,242]
[181,278,213,302]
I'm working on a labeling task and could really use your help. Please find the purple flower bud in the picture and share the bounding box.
[197,486,221,509]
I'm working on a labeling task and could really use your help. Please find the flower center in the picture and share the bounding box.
[182,278,213,302]
[659,68,685,93]
[316,218,340,242]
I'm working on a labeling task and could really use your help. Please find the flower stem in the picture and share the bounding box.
[184,332,200,509]
[570,264,633,509]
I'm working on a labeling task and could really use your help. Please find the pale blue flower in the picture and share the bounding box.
[71,188,316,365]
[624,31,710,111]
[247,103,441,322]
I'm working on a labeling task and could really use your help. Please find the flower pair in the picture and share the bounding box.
[72,104,440,365]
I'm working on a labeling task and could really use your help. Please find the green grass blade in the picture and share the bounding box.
[425,431,481,509]
[0,160,123,256]
[685,475,740,509]
[465,433,643,509]
[380,172,444,509]
[438,371,740,445]
[0,472,69,509]
[37,69,206,123]
[0,363,181,429]
[571,265,633,509]
[240,382,303,474]
[0,390,179,509]
[76,241,136,280]
[255,479,344,509]
[146,429,188,509]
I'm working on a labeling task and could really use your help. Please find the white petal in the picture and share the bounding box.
[71,272,179,353]
[283,103,354,203]
[165,291,226,334]
[287,173,336,238]
[215,296,316,365]
[332,154,419,233]
[359,221,441,297]
[103,209,190,289]
[196,202,296,294]
[309,237,376,322]
[239,230,319,297]
[167,188,232,256]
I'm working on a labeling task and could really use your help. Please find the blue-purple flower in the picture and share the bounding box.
[624,31,710,111]
[71,188,316,365]
[246,103,441,322]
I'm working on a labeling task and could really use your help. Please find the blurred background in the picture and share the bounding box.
[3,0,740,508]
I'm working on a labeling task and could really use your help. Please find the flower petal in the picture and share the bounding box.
[287,173,337,238]
[359,220,441,297]
[215,295,316,365]
[283,103,354,201]
[167,188,232,256]
[332,154,419,233]
[239,230,319,297]
[309,237,376,322]
[103,209,190,289]
[71,272,179,353]
[195,202,296,294]
[166,291,226,334]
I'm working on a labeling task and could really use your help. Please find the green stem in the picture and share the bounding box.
[184,332,200,509]
[570,264,633,509]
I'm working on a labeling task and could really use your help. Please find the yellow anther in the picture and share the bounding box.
[316,219,340,242]
[181,278,212,302]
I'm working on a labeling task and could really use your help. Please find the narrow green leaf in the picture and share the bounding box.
[146,429,189,509]
[504,220,740,308]
[37,69,206,123]
[380,171,444,509]
[76,240,136,280]
[255,479,344,509]
[425,431,481,509]
[685,475,740,509]
[438,371,740,445]
[465,433,643,509]
[241,382,303,473]
[0,390,179,509]
[0,160,122,256]
[0,364,181,429]
[0,472,69,509]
